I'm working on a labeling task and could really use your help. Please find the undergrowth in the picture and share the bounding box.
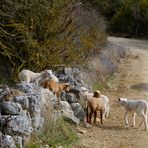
[92,74,114,91]
[26,118,78,148]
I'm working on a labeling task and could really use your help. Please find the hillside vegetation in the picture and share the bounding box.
[0,0,107,83]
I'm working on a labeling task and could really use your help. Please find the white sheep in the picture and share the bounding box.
[118,98,148,131]
[46,70,59,82]
[80,87,110,119]
[19,69,41,84]
[19,69,59,84]
[101,95,110,118]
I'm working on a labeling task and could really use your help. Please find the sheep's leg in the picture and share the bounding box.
[23,75,30,84]
[89,111,93,124]
[102,110,106,120]
[56,93,61,109]
[86,102,89,123]
[139,119,144,127]
[27,77,30,84]
[105,106,110,118]
[100,110,103,124]
[94,111,97,123]
[57,97,60,109]
[131,113,136,127]
[34,77,40,84]
[125,111,128,126]
[141,113,148,131]
[145,116,148,131]
[86,106,89,123]
[138,112,148,130]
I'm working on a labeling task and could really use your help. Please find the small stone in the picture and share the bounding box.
[83,122,92,128]
[77,127,86,134]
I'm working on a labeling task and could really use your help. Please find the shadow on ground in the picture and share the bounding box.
[130,83,148,91]
[95,124,128,131]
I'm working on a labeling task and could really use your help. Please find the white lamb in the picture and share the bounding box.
[46,70,59,82]
[19,69,59,84]
[101,95,110,118]
[118,98,148,131]
[81,87,110,118]
[19,69,41,84]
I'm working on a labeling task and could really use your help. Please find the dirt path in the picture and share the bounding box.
[75,37,148,148]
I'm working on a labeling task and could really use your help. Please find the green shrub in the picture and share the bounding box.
[26,143,40,148]
[86,0,148,37]
[92,74,114,91]
[110,0,148,36]
[0,0,107,81]
[92,81,104,91]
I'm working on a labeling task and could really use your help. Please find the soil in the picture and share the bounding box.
[74,37,148,148]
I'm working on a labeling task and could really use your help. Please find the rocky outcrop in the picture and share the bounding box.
[0,70,87,147]
[70,103,85,122]
[0,135,16,148]
[61,101,80,124]
[14,96,29,110]
[0,115,33,136]
[0,101,24,115]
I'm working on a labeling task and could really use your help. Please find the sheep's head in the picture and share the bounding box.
[63,83,71,92]
[118,97,127,106]
[80,87,89,92]
[46,70,53,75]
[93,90,101,98]
[40,70,53,79]
[80,87,89,96]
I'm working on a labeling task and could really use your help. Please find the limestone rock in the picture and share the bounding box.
[71,103,85,122]
[0,101,24,115]
[0,135,16,148]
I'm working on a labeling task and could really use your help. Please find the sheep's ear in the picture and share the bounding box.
[47,70,52,74]
[66,83,70,86]
[81,87,88,92]
[65,83,70,89]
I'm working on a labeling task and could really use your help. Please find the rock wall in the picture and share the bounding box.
[0,43,128,147]
[0,72,86,147]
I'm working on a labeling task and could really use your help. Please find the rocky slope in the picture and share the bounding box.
[0,39,128,147]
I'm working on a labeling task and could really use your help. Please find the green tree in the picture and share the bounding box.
[86,0,148,37]
[111,0,148,36]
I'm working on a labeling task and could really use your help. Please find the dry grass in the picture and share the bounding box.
[26,103,78,148]
[74,37,148,148]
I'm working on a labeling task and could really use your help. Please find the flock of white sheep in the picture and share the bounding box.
[19,69,148,131]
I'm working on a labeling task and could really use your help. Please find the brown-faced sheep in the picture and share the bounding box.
[81,87,110,119]
[93,91,110,118]
[87,90,105,124]
[39,79,70,108]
